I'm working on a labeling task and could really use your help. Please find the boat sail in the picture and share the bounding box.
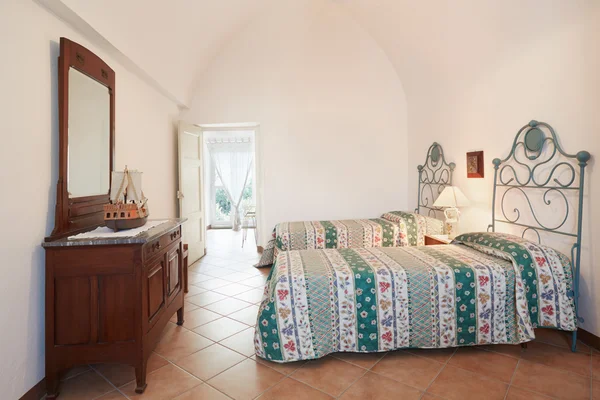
[103,167,149,231]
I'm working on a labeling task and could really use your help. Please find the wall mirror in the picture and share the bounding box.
[47,38,115,241]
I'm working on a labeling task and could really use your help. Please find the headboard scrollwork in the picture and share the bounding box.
[489,120,591,337]
[415,142,456,218]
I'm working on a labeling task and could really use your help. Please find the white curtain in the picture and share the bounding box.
[207,141,254,231]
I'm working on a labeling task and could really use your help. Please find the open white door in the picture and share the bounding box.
[178,122,205,265]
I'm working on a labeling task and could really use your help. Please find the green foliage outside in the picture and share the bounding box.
[215,181,252,220]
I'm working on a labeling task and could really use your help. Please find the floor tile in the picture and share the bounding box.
[421,394,445,400]
[227,304,259,326]
[506,386,555,399]
[448,347,518,382]
[340,371,422,400]
[233,288,265,304]
[240,275,268,288]
[330,352,385,369]
[534,328,591,353]
[221,271,256,283]
[204,268,240,278]
[180,307,222,329]
[184,284,207,296]
[427,365,508,400]
[175,343,246,380]
[184,301,201,311]
[95,390,128,399]
[93,353,169,387]
[220,327,257,357]
[187,273,215,284]
[253,355,307,375]
[173,383,231,400]
[157,322,180,342]
[194,317,249,341]
[593,379,600,399]
[55,370,115,400]
[197,278,232,290]
[291,356,366,397]
[204,297,255,316]
[521,341,591,376]
[481,343,524,359]
[371,351,443,390]
[258,377,334,399]
[154,328,213,361]
[208,358,285,399]
[405,347,456,363]
[60,364,91,381]
[213,282,254,296]
[512,360,590,399]
[120,363,202,399]
[186,291,228,307]
[199,256,231,267]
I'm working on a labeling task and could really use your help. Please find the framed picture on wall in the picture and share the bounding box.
[466,151,484,178]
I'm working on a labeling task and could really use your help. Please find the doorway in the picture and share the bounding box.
[177,123,261,265]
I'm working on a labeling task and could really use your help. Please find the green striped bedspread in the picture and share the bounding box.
[254,232,575,363]
[256,212,444,266]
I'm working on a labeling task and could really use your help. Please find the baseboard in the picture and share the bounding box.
[19,377,45,400]
[578,328,600,350]
[257,245,264,253]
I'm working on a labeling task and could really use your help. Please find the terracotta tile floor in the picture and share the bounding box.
[51,230,597,399]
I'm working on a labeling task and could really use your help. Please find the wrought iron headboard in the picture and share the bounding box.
[415,142,456,218]
[488,120,591,349]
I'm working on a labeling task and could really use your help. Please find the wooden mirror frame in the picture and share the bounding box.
[46,38,115,241]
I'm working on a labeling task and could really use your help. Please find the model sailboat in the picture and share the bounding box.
[103,167,149,231]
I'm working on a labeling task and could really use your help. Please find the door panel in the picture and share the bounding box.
[98,274,135,342]
[178,122,206,265]
[168,248,180,296]
[54,277,91,345]
[146,261,165,323]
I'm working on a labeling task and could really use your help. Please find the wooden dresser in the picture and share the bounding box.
[42,219,185,398]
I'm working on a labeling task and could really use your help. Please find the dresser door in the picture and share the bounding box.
[166,246,181,305]
[144,257,166,332]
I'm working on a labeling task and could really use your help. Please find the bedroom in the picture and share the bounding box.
[2,0,599,399]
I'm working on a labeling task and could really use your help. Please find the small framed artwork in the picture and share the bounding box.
[467,151,484,178]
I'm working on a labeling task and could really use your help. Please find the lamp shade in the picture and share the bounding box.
[433,186,470,208]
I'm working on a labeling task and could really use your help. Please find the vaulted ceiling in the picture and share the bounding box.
[55,0,594,108]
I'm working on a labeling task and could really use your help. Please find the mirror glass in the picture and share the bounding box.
[67,67,110,198]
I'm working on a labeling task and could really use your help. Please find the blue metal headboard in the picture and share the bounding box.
[415,142,456,218]
[488,120,591,351]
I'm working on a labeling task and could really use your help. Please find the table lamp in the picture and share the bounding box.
[433,186,470,239]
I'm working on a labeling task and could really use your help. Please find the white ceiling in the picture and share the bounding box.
[53,0,595,107]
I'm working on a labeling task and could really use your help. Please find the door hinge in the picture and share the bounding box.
[177,191,184,199]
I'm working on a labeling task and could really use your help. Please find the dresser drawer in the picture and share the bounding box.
[144,226,181,259]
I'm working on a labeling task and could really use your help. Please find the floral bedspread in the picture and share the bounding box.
[254,232,575,363]
[256,212,444,267]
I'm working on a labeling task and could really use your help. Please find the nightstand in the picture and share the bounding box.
[424,234,452,245]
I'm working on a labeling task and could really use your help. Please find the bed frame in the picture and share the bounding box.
[415,142,456,218]
[487,120,591,352]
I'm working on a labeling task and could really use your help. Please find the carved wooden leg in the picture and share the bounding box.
[177,304,185,326]
[135,360,148,394]
[45,368,60,399]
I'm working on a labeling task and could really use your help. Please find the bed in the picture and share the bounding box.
[256,143,455,266]
[254,120,591,361]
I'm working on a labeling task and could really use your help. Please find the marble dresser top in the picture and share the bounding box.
[42,218,186,248]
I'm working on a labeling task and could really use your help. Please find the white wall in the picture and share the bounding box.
[182,0,409,245]
[406,3,600,335]
[0,1,180,397]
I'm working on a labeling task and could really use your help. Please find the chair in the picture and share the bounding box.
[241,206,257,248]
